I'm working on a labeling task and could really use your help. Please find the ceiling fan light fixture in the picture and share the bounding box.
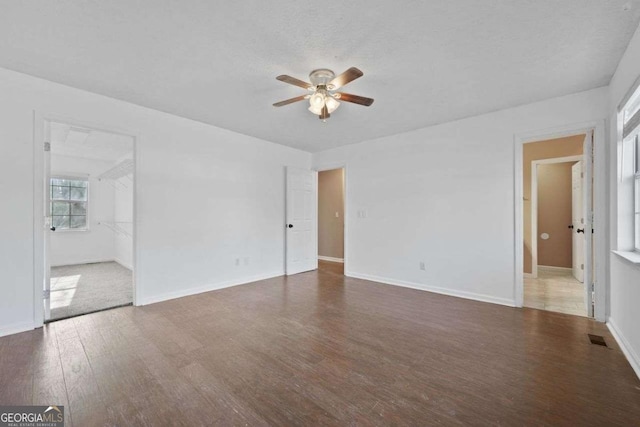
[325,96,340,113]
[308,104,324,115]
[310,92,325,108]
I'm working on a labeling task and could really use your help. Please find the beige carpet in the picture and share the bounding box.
[50,261,132,320]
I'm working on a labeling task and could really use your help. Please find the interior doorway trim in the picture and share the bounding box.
[314,162,348,275]
[530,155,584,279]
[32,111,140,328]
[514,120,607,321]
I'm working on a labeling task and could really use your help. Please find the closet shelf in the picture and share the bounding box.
[99,221,132,238]
[97,159,133,181]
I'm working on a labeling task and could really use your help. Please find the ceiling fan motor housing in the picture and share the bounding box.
[309,69,336,88]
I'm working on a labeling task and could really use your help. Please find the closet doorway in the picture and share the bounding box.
[43,119,135,321]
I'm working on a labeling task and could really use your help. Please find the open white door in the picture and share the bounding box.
[582,130,594,317]
[43,122,52,321]
[571,160,584,283]
[285,167,317,275]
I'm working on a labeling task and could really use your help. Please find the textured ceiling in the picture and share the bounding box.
[50,122,133,162]
[1,1,639,152]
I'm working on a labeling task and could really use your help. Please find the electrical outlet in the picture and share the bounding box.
[244,257,249,266]
[235,258,240,266]
[419,261,426,271]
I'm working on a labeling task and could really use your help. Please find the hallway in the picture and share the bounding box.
[524,267,587,317]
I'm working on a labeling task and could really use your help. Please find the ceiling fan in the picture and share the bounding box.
[273,67,374,121]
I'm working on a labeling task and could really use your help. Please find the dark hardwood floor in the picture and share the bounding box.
[1,260,639,426]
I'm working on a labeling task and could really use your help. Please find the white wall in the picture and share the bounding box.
[607,23,640,378]
[113,171,133,270]
[50,154,116,266]
[0,88,34,335]
[313,87,608,307]
[0,66,310,336]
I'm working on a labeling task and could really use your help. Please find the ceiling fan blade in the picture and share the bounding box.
[273,95,307,107]
[336,92,374,106]
[329,67,363,89]
[276,75,313,89]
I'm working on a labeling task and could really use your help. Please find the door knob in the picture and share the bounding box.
[288,224,293,228]
[577,228,584,234]
[50,226,56,231]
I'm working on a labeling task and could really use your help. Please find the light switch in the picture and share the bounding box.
[335,212,339,218]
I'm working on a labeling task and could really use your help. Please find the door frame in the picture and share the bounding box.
[514,120,607,321]
[313,162,348,275]
[530,155,583,278]
[33,112,140,327]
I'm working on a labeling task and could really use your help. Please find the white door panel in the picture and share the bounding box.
[571,161,584,283]
[570,130,594,317]
[44,122,52,321]
[582,131,594,317]
[286,167,317,275]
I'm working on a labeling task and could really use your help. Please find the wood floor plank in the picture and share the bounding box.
[179,361,269,426]
[0,331,35,406]
[31,324,72,427]
[1,261,639,425]
[52,320,112,427]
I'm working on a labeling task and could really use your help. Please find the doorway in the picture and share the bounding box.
[520,132,593,317]
[284,165,348,276]
[43,119,135,321]
[317,168,345,274]
[527,155,586,316]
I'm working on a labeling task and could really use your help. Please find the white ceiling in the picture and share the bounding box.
[50,122,133,162]
[1,1,639,153]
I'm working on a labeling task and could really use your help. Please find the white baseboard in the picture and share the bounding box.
[318,256,344,263]
[346,272,516,308]
[140,271,285,306]
[51,258,116,268]
[538,265,572,272]
[0,320,34,338]
[607,317,640,380]
[114,258,133,271]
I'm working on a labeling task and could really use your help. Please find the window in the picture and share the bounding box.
[621,80,640,252]
[50,177,88,230]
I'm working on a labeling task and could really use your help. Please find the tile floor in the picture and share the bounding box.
[524,267,587,317]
